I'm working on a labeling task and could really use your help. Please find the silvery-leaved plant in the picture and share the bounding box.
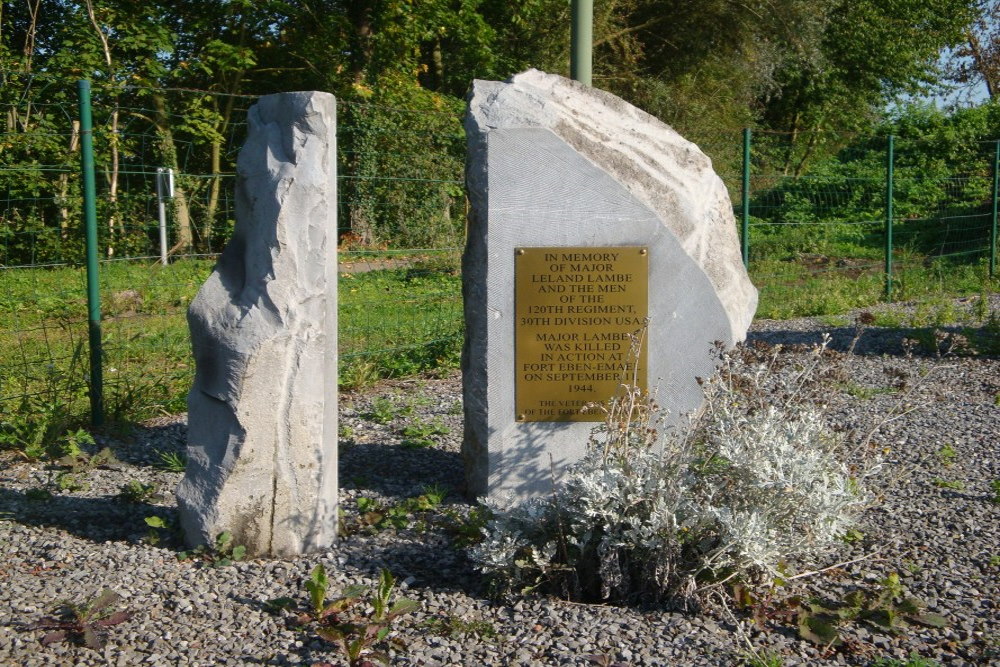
[468,337,880,605]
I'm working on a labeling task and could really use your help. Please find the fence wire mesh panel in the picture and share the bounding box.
[1,74,93,439]
[741,131,999,319]
[1,78,470,430]
[1,74,998,433]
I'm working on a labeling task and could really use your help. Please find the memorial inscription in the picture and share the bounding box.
[514,246,648,422]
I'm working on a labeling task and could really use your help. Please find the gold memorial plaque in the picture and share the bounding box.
[515,246,648,422]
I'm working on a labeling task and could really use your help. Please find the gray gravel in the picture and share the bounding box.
[1,295,999,666]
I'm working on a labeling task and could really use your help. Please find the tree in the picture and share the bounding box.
[949,0,1000,100]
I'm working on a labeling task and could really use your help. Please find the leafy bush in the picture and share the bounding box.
[469,340,878,605]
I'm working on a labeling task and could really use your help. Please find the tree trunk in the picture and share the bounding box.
[58,121,81,238]
[967,29,997,100]
[152,93,193,252]
[349,0,374,83]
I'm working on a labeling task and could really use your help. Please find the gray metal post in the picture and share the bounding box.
[571,0,593,86]
[741,128,751,268]
[156,167,173,266]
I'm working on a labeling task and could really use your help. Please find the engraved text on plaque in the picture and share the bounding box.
[515,246,648,422]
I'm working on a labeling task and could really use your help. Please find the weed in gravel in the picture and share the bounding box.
[440,506,492,548]
[364,395,411,424]
[118,480,159,503]
[840,528,865,544]
[740,649,785,667]
[29,588,131,650]
[55,472,87,492]
[25,487,53,501]
[792,573,947,647]
[420,614,500,641]
[843,383,897,400]
[988,555,1000,567]
[935,444,957,467]
[269,565,420,667]
[870,652,940,667]
[352,486,449,533]
[152,449,187,472]
[930,478,965,491]
[177,531,246,567]
[399,417,448,448]
[143,514,181,546]
[989,479,1000,503]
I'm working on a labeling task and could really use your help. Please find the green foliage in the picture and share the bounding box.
[988,479,1000,503]
[118,480,159,503]
[143,514,181,546]
[152,450,187,473]
[740,650,785,667]
[177,531,246,567]
[28,589,132,650]
[270,565,420,667]
[936,444,958,467]
[351,485,448,533]
[363,395,412,424]
[871,653,940,667]
[24,488,53,502]
[421,614,500,641]
[399,417,449,449]
[930,478,965,490]
[440,506,493,548]
[314,568,420,667]
[793,573,948,647]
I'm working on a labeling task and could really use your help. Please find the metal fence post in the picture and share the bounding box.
[156,167,174,266]
[884,134,894,301]
[77,80,104,427]
[992,140,999,280]
[741,128,751,268]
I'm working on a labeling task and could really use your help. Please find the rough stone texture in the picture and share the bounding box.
[462,69,757,501]
[177,91,338,556]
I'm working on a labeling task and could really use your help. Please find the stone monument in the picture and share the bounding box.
[462,69,757,501]
[177,91,338,557]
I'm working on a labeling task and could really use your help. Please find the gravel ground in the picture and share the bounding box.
[1,296,998,666]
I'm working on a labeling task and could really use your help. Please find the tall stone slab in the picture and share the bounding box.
[177,91,338,557]
[463,70,757,501]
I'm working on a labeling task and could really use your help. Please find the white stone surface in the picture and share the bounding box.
[177,91,338,557]
[462,70,757,500]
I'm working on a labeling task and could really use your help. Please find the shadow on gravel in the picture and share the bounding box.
[0,487,166,543]
[747,322,999,357]
[96,421,187,468]
[340,442,465,496]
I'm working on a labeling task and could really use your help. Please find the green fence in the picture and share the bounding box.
[1,75,998,436]
[739,129,999,319]
[0,76,465,434]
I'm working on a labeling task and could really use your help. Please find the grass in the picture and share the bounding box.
[752,257,997,320]
[0,233,996,444]
[0,254,462,441]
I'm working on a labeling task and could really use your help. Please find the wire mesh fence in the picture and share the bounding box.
[1,75,998,433]
[741,130,999,318]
